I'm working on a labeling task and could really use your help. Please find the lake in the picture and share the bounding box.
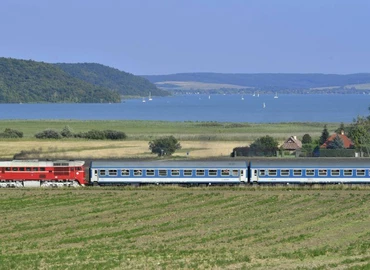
[1,94,369,123]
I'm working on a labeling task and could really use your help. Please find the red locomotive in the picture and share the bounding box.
[0,160,86,187]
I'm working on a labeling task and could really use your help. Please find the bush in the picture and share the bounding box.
[74,129,127,140]
[35,129,62,139]
[104,130,127,140]
[230,146,251,157]
[61,125,74,138]
[0,128,23,138]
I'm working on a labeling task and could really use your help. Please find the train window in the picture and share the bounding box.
[171,169,180,176]
[159,170,167,176]
[331,169,340,176]
[77,167,82,171]
[19,167,25,171]
[232,170,239,176]
[40,167,45,171]
[146,169,155,176]
[306,169,315,176]
[196,169,205,176]
[208,169,217,176]
[5,167,10,171]
[109,170,118,176]
[100,170,106,176]
[281,169,290,176]
[71,168,74,171]
[222,169,230,176]
[94,170,98,176]
[12,167,18,171]
[121,169,130,176]
[32,168,38,171]
[134,170,142,176]
[318,169,327,176]
[184,170,192,176]
[356,169,365,176]
[240,170,244,176]
[259,170,266,176]
[268,169,277,176]
[293,169,302,176]
[344,170,352,176]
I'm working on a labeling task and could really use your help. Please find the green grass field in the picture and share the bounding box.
[1,187,370,269]
[0,120,341,141]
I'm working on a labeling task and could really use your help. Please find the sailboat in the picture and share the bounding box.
[252,92,255,97]
[148,92,152,101]
[142,97,146,103]
[241,95,244,100]
[263,102,266,108]
[274,92,278,99]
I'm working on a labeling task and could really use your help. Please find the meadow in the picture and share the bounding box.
[1,187,369,269]
[0,120,340,159]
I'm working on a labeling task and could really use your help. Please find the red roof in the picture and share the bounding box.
[321,133,354,148]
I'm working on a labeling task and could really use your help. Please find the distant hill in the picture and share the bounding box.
[0,58,121,103]
[55,63,168,97]
[143,73,370,94]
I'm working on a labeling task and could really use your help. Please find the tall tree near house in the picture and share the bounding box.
[302,134,312,144]
[249,135,279,156]
[326,135,345,149]
[319,125,329,145]
[335,122,347,134]
[348,116,370,156]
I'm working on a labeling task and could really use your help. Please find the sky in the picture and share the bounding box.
[1,0,369,75]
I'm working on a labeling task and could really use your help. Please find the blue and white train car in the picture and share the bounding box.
[90,161,248,186]
[250,159,370,184]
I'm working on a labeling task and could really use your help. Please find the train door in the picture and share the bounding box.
[90,168,99,184]
[239,169,247,182]
[250,168,258,183]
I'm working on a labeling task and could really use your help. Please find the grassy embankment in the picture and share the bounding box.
[0,120,340,159]
[0,187,369,269]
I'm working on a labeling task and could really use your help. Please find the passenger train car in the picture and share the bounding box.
[250,159,370,184]
[0,160,86,187]
[90,161,248,186]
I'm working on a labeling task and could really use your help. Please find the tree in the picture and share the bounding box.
[335,122,347,134]
[149,136,181,156]
[326,135,344,149]
[249,135,279,156]
[319,125,329,145]
[302,134,312,144]
[347,116,370,155]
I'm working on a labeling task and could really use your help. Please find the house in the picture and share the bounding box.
[281,136,302,151]
[321,131,354,149]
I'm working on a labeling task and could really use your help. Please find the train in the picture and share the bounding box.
[1,158,370,187]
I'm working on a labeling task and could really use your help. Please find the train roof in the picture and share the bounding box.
[250,158,370,168]
[0,160,85,167]
[91,160,247,168]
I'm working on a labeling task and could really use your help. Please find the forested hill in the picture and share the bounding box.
[0,58,121,103]
[143,73,370,93]
[55,63,168,97]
